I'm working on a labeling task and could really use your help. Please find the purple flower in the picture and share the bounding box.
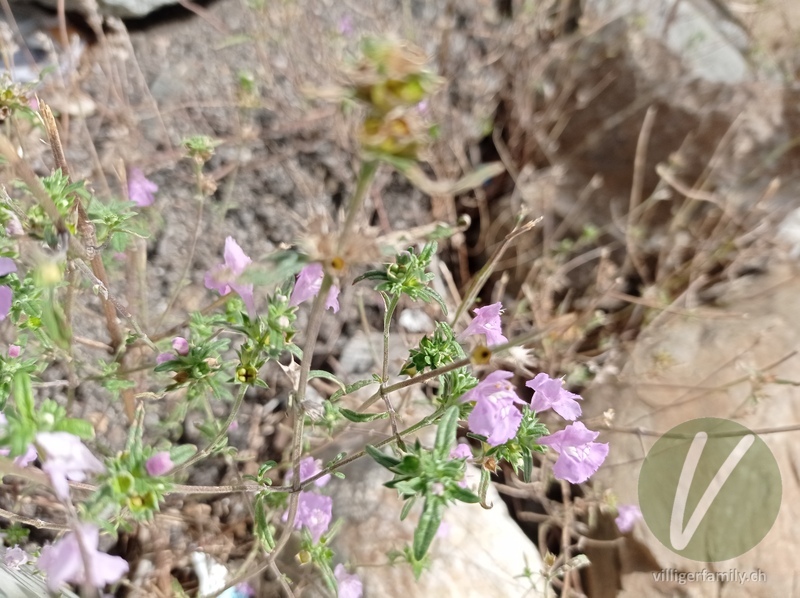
[526,373,583,421]
[538,422,609,484]
[8,344,20,358]
[459,370,524,446]
[450,443,472,460]
[289,263,340,313]
[37,524,128,591]
[145,452,173,476]
[284,456,331,488]
[293,491,333,542]
[36,432,105,500]
[459,370,516,404]
[0,259,16,322]
[458,302,508,346]
[468,392,523,446]
[334,564,363,598]
[337,15,354,37]
[0,258,17,277]
[232,583,255,598]
[0,286,11,321]
[128,168,158,207]
[5,214,22,236]
[615,504,642,533]
[4,545,28,569]
[172,337,190,356]
[205,237,255,316]
[156,352,174,365]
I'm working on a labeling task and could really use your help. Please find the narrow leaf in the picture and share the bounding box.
[339,408,389,423]
[400,496,416,521]
[434,406,459,461]
[413,497,444,561]
[365,444,401,469]
[308,370,346,390]
[330,378,377,402]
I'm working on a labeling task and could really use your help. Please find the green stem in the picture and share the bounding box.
[338,160,378,252]
[169,384,247,475]
[380,293,403,444]
[154,161,206,332]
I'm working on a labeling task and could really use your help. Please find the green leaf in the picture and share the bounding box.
[308,370,345,390]
[434,406,459,461]
[54,418,95,440]
[338,408,389,423]
[522,448,533,483]
[254,493,276,550]
[329,378,377,402]
[400,496,416,521]
[170,444,198,465]
[12,371,35,423]
[413,497,443,561]
[365,444,401,469]
[449,484,480,504]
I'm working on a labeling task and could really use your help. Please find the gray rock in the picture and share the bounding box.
[584,0,753,84]
[13,0,173,19]
[584,263,800,598]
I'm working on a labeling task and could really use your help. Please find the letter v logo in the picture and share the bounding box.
[639,418,781,562]
[669,431,754,550]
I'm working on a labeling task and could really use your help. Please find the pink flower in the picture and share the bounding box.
[615,504,642,533]
[468,393,523,446]
[205,237,255,316]
[233,583,255,597]
[127,168,158,207]
[172,337,189,356]
[8,345,20,358]
[37,524,128,591]
[458,302,508,346]
[5,214,23,236]
[145,452,173,476]
[526,373,583,421]
[36,432,105,500]
[4,545,28,569]
[538,422,609,484]
[337,16,354,37]
[459,370,516,404]
[460,370,525,446]
[334,564,363,598]
[293,491,333,542]
[0,258,17,277]
[289,263,340,313]
[0,258,16,322]
[284,456,331,488]
[0,287,11,321]
[450,443,472,460]
[156,352,174,365]
[7,444,38,468]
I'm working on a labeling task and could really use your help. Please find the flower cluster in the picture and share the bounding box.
[457,302,608,484]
